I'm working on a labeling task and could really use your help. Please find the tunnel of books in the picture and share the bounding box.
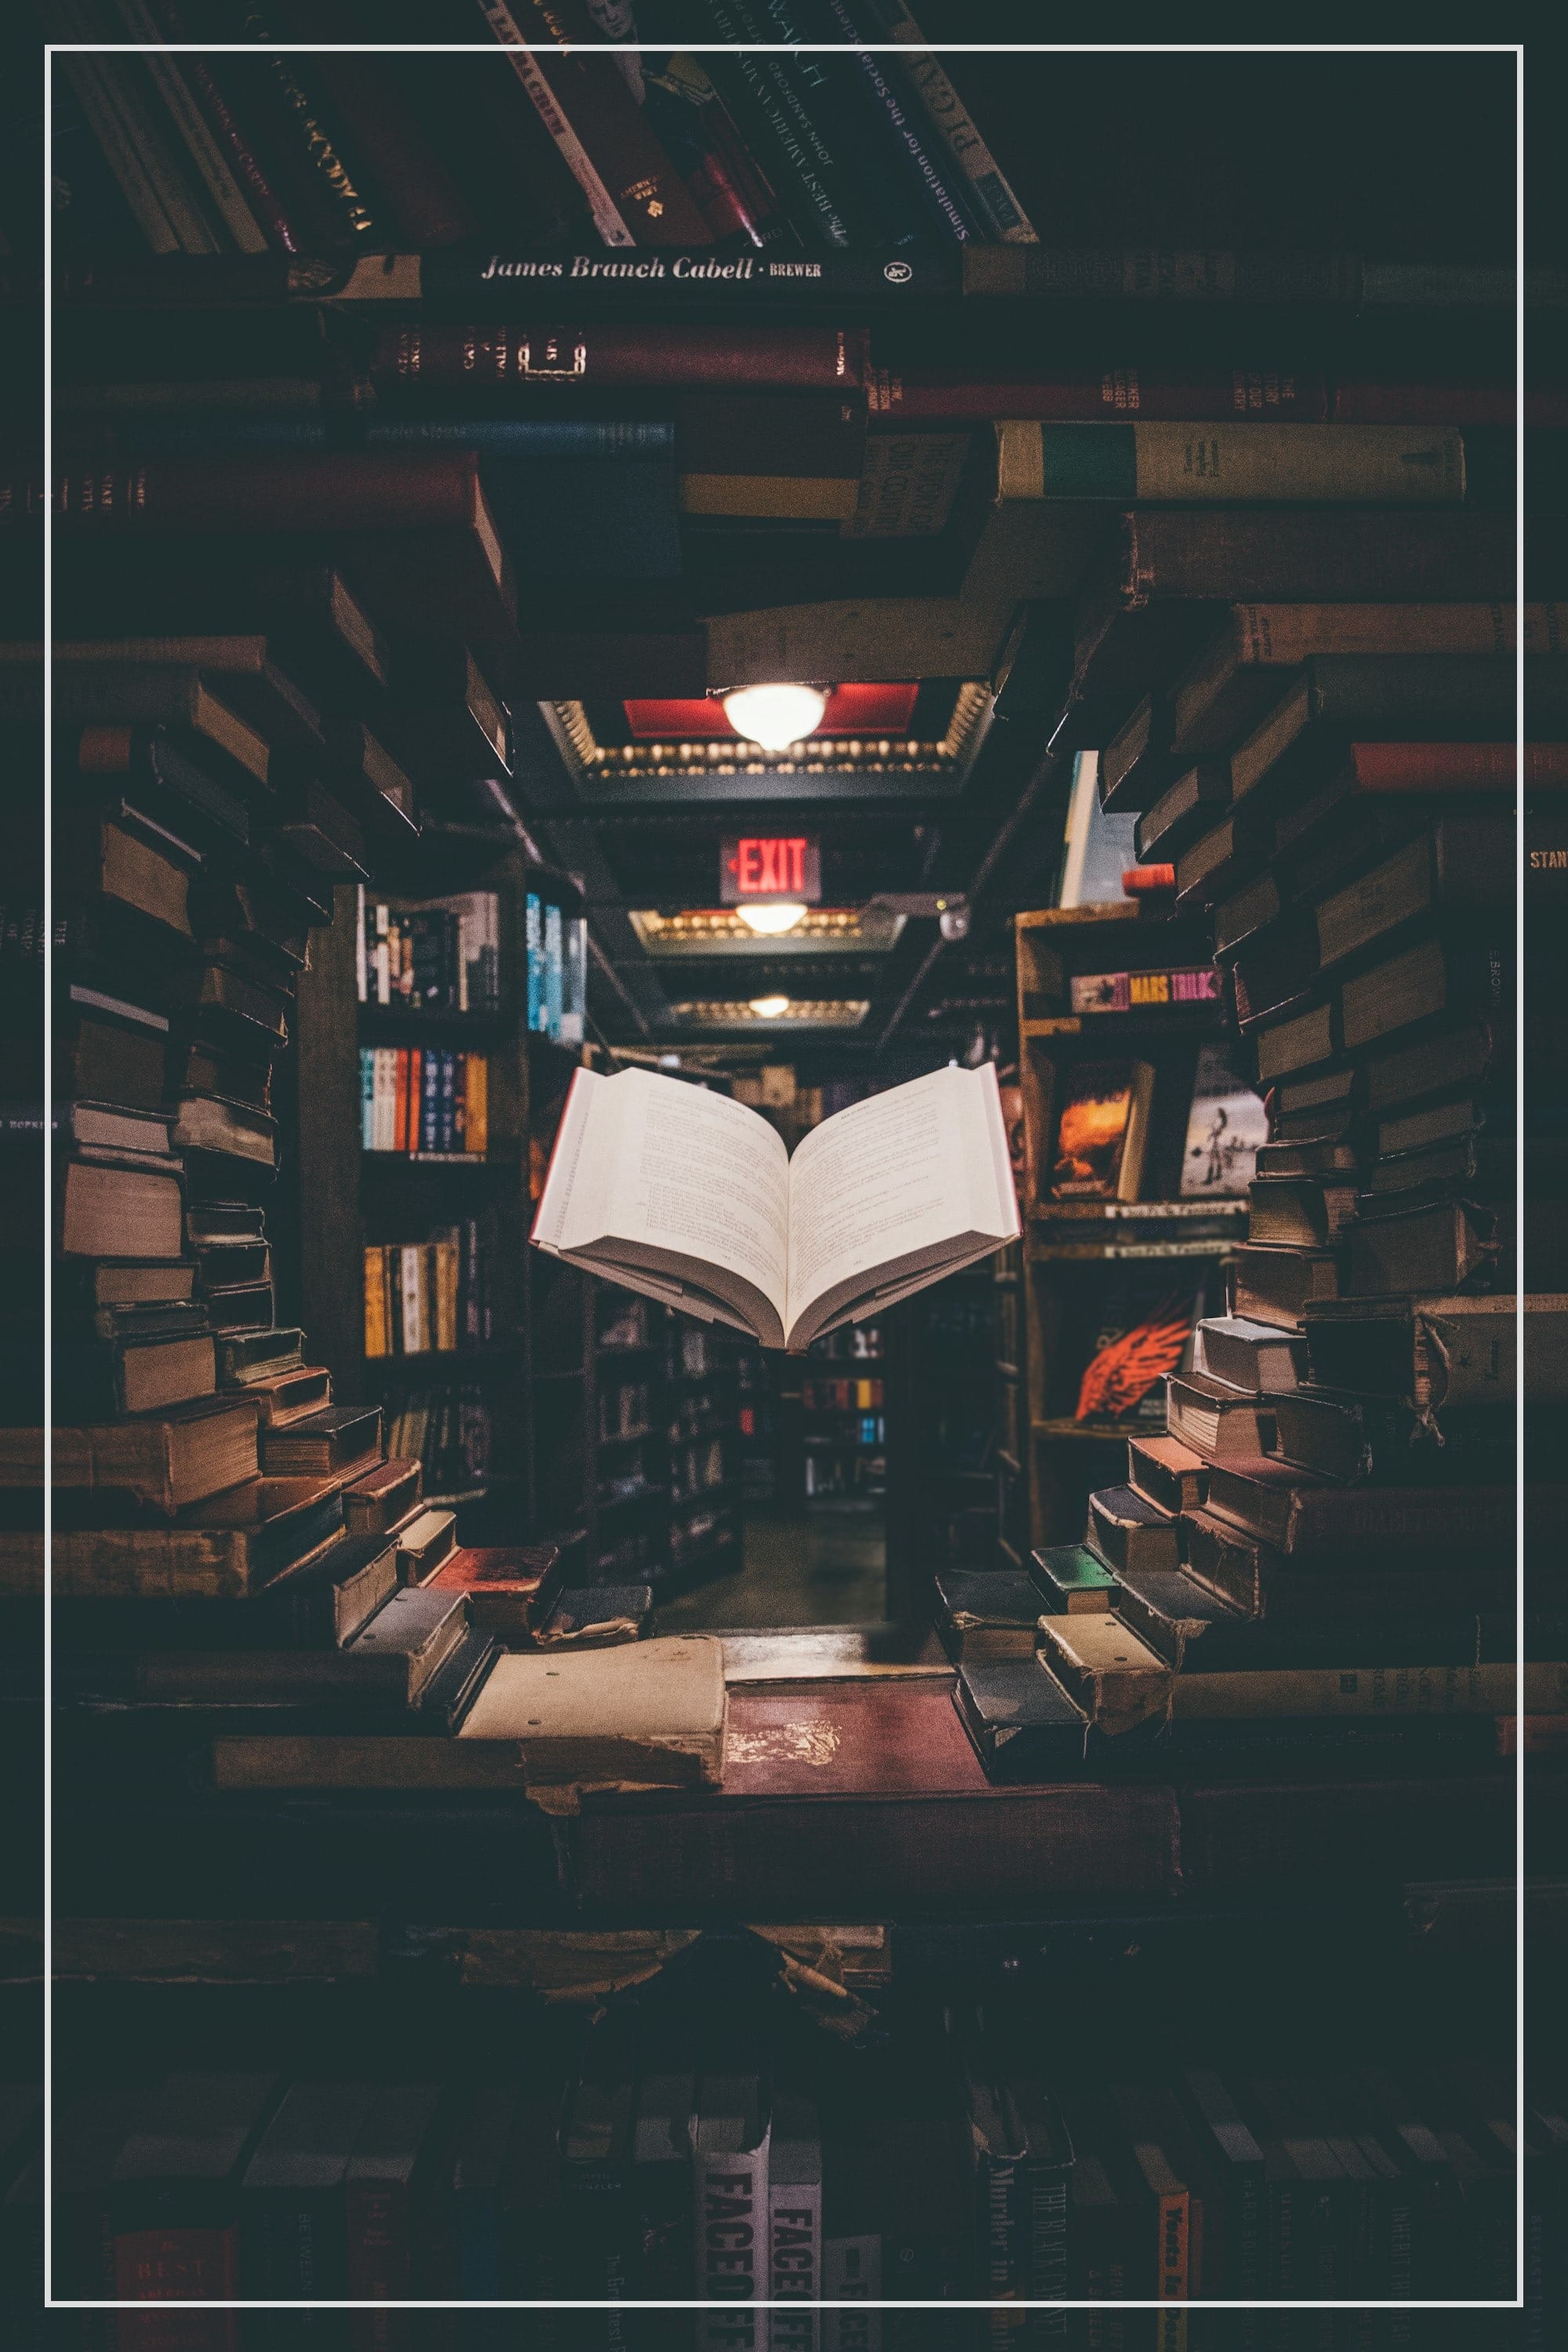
[2,13,1561,2340]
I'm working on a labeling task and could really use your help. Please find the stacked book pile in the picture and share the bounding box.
[20,2010,1555,2317]
[3,615,655,1795]
[949,599,1566,1776]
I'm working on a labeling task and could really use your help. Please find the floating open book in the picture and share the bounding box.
[531,1065,1019,1352]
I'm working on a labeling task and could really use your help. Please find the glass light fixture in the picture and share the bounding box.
[735,901,808,936]
[721,683,829,750]
[748,993,791,1019]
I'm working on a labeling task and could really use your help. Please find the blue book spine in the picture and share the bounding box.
[365,417,675,457]
[543,904,564,1043]
[526,893,543,1033]
[114,416,674,457]
[421,1051,441,1152]
[359,1049,375,1149]
[439,1049,456,1151]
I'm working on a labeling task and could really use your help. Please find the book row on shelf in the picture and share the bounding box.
[356,884,502,1014]
[359,1043,491,1156]
[5,1994,1554,2328]
[362,1223,494,1358]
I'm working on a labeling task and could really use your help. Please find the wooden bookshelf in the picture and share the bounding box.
[1014,904,1243,1548]
[295,836,599,1560]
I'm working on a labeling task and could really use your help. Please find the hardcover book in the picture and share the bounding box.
[532,1063,1018,1351]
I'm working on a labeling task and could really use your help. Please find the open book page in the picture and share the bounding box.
[533,1068,792,1345]
[783,1064,1018,1348]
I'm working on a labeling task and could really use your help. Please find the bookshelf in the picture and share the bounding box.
[294,837,597,1557]
[1014,903,1247,1547]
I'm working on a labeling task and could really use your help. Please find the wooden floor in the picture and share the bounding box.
[654,1503,887,1630]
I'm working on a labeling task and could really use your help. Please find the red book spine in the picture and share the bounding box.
[114,2228,241,2352]
[866,366,1329,422]
[407,1051,422,1156]
[393,1049,409,1156]
[32,451,485,535]
[143,0,305,253]
[372,323,868,394]
[1334,381,1564,426]
[1350,742,1568,790]
[346,2179,412,2304]
[1122,864,1178,895]
[477,0,713,249]
[299,46,480,249]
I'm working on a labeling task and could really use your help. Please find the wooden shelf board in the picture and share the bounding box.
[1031,1200,1247,1222]
[358,1005,514,1034]
[1031,1417,1148,1443]
[1015,903,1142,931]
[1028,1237,1238,1261]
[362,1150,515,1168]
[1021,1011,1223,1038]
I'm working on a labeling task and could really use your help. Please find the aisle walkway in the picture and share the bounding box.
[654,1504,886,1629]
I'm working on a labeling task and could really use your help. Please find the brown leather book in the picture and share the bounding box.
[567,1679,1180,1915]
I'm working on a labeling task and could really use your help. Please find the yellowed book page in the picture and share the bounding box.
[785,1064,1014,1341]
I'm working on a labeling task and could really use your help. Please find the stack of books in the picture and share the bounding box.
[953,601,1565,1769]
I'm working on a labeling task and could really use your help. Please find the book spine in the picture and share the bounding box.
[526,894,543,1032]
[439,1049,456,1152]
[468,1057,488,1158]
[470,0,642,247]
[1231,601,1519,662]
[245,5,389,239]
[1334,379,1524,425]
[695,2142,769,2349]
[359,1048,373,1148]
[693,0,860,248]
[421,1051,441,1153]
[54,53,187,257]
[821,2233,880,2352]
[1025,2158,1070,2332]
[527,0,717,243]
[768,2182,821,2352]
[1348,742,1546,791]
[418,245,964,302]
[38,452,485,534]
[401,1244,421,1355]
[371,322,865,394]
[860,0,1038,240]
[363,1247,385,1357]
[143,0,305,251]
[114,2227,241,2347]
[868,367,1328,421]
[975,2150,1023,2321]
[997,422,1466,503]
[345,2179,411,2307]
[116,0,270,254]
[294,49,478,248]
[814,0,980,243]
[452,1053,467,1154]
[462,1218,481,1345]
[962,245,1361,299]
[1176,1662,1545,1719]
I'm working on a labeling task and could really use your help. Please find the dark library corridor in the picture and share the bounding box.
[4,14,1561,2343]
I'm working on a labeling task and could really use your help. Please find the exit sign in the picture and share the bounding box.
[720,835,822,904]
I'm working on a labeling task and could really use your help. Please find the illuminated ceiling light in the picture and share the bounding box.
[721,683,829,750]
[749,993,791,1019]
[735,901,807,936]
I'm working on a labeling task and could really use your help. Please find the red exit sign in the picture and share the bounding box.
[720,835,822,904]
